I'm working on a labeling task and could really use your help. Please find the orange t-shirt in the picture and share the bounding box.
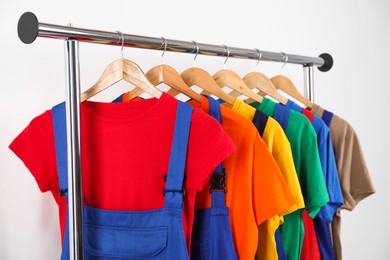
[187,96,296,259]
[226,99,305,260]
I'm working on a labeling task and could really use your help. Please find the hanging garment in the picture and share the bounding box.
[53,101,191,259]
[310,104,375,260]
[285,100,343,221]
[284,99,343,260]
[9,93,236,258]
[191,96,237,260]
[185,96,296,259]
[300,210,321,259]
[314,216,336,260]
[274,228,288,260]
[227,99,304,260]
[250,98,329,260]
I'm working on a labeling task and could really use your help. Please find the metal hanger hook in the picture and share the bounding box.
[192,40,200,67]
[223,44,230,70]
[116,31,124,60]
[255,48,262,69]
[281,52,288,70]
[160,37,168,65]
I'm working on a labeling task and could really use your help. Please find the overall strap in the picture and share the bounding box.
[112,94,124,103]
[205,96,226,208]
[164,101,193,209]
[274,103,290,131]
[52,102,68,195]
[52,102,70,260]
[322,109,334,127]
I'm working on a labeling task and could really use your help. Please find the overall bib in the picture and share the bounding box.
[191,96,238,260]
[52,101,192,259]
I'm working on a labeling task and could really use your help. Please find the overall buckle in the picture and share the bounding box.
[163,174,186,196]
[209,168,227,193]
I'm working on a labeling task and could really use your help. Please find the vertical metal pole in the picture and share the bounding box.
[64,39,84,260]
[303,65,315,102]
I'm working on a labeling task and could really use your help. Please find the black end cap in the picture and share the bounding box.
[17,12,39,44]
[317,53,333,72]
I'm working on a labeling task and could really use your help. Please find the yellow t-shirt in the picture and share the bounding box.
[228,99,305,260]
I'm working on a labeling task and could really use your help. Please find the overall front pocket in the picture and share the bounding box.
[85,224,168,259]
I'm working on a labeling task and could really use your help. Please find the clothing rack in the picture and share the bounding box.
[17,11,333,260]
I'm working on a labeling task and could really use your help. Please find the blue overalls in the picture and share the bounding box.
[52,101,192,259]
[191,96,238,260]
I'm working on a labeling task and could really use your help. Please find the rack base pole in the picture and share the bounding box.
[303,65,315,102]
[65,39,84,260]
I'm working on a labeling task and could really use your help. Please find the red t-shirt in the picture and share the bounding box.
[9,93,236,251]
[301,210,321,259]
[300,108,321,260]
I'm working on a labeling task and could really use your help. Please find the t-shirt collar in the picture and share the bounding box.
[285,99,303,113]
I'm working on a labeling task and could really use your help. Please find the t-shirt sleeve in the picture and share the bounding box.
[331,117,375,211]
[9,110,58,193]
[252,131,297,225]
[302,133,330,218]
[316,127,344,223]
[269,121,305,213]
[185,107,236,191]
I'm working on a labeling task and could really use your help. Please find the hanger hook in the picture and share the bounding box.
[223,44,230,70]
[192,40,200,67]
[281,52,288,70]
[116,31,124,60]
[160,37,167,65]
[255,48,262,70]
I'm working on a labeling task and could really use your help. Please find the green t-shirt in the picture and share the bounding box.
[251,98,329,260]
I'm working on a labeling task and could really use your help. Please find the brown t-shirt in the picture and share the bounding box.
[310,103,375,260]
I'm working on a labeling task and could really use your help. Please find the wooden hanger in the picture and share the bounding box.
[124,65,203,102]
[213,47,262,104]
[225,76,261,104]
[125,38,202,102]
[213,69,263,103]
[271,75,313,108]
[166,85,182,97]
[146,65,202,102]
[180,67,236,105]
[81,59,162,102]
[172,42,234,105]
[242,72,288,105]
[228,49,286,104]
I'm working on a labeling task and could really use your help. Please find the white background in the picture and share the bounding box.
[1,0,389,259]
